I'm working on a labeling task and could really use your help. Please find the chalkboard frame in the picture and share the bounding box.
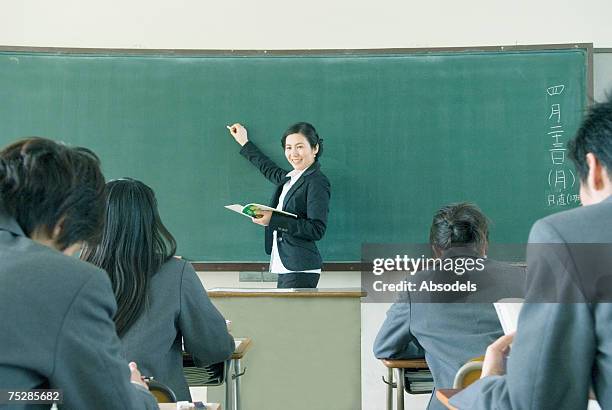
[0,43,593,271]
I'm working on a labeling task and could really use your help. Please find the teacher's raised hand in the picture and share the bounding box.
[226,123,249,146]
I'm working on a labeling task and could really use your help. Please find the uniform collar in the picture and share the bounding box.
[0,210,25,237]
[440,247,484,259]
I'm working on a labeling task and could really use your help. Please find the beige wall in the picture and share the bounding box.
[595,52,612,100]
[2,0,612,49]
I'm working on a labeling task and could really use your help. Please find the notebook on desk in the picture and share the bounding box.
[405,369,434,394]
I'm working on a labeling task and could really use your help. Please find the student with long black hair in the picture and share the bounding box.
[82,178,234,401]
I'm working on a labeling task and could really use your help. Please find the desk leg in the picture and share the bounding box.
[387,367,394,410]
[225,360,233,410]
[396,368,404,410]
[234,359,241,410]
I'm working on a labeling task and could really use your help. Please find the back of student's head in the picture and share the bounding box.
[81,178,176,336]
[429,202,489,256]
[0,137,105,250]
[568,96,612,182]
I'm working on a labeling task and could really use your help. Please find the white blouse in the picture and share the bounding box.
[269,166,321,275]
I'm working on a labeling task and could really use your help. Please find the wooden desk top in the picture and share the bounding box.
[208,287,365,298]
[232,337,252,360]
[381,358,429,369]
[436,389,460,410]
[183,337,252,363]
[158,403,220,410]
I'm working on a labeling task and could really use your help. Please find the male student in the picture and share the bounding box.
[0,138,158,409]
[450,97,612,409]
[374,202,525,410]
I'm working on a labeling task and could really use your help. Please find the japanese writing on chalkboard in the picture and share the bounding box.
[545,84,579,207]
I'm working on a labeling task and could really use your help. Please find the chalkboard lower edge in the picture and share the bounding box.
[191,261,525,272]
[191,262,367,272]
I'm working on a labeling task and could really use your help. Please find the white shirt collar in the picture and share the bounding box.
[287,164,311,181]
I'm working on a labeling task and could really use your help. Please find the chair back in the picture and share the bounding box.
[452,356,485,389]
[148,379,177,403]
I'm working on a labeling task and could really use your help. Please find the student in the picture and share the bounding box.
[373,202,525,410]
[0,138,157,409]
[81,178,234,401]
[226,122,331,288]
[450,98,612,409]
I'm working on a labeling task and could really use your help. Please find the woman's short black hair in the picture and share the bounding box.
[281,122,324,160]
[0,137,106,249]
[429,202,489,255]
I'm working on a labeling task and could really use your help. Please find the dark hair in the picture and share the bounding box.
[568,97,612,182]
[81,178,177,336]
[281,122,323,160]
[429,202,489,255]
[0,137,105,249]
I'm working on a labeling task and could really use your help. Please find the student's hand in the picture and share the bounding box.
[480,333,514,378]
[251,210,272,226]
[129,362,149,390]
[227,123,249,146]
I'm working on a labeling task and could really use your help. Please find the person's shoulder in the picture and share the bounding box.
[307,165,330,186]
[8,240,112,305]
[160,256,188,271]
[152,256,191,283]
[530,198,612,243]
[27,241,106,284]
[536,203,593,228]
[484,259,525,277]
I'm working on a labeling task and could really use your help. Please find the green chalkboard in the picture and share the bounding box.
[0,46,589,261]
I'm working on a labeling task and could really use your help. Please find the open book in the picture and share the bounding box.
[225,203,297,219]
[493,298,524,335]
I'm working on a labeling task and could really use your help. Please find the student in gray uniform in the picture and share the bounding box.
[450,97,612,409]
[374,202,525,410]
[82,178,234,401]
[0,138,157,409]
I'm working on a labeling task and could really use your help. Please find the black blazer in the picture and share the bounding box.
[240,141,331,271]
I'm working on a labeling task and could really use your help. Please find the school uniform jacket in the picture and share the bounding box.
[0,212,157,410]
[240,141,331,271]
[120,258,235,401]
[374,251,526,410]
[451,196,612,410]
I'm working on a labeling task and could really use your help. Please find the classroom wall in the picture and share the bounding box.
[595,52,612,100]
[2,0,612,49]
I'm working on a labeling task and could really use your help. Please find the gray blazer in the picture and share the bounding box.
[451,196,612,410]
[374,252,525,410]
[120,258,234,401]
[0,213,158,410]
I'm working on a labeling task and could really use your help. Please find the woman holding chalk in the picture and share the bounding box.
[227,122,331,288]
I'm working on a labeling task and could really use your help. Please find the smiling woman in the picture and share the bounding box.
[227,122,331,288]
